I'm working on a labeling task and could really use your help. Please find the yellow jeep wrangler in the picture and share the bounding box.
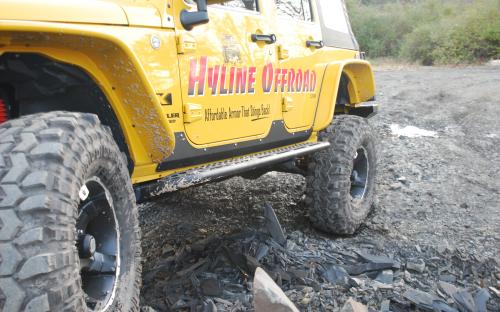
[0,0,377,310]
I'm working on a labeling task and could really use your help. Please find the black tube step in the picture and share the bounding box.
[135,141,330,202]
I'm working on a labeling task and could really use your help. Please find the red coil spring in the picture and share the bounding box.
[0,98,8,124]
[0,99,9,124]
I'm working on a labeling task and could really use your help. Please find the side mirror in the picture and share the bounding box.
[181,0,209,30]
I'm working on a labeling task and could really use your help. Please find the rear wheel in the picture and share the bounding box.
[0,112,141,311]
[306,115,377,234]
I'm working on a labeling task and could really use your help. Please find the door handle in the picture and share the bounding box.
[251,33,277,44]
[306,40,324,49]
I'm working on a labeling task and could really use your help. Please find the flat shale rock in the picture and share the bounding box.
[204,300,217,312]
[438,281,459,299]
[406,259,426,273]
[403,288,439,310]
[199,273,223,297]
[453,289,476,312]
[345,261,396,275]
[375,270,394,285]
[263,203,287,246]
[474,288,491,312]
[321,264,351,285]
[380,299,390,312]
[489,286,500,298]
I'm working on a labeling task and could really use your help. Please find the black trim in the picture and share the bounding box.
[349,104,378,118]
[251,33,277,44]
[156,120,312,171]
[306,40,324,49]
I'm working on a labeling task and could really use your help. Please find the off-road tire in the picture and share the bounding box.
[0,112,141,311]
[306,115,377,234]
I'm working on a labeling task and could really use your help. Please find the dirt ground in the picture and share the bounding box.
[139,65,500,310]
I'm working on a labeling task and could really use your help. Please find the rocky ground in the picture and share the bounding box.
[139,65,500,311]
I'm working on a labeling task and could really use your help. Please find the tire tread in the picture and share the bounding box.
[0,112,141,311]
[306,115,378,234]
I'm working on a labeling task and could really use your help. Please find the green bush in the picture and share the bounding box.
[401,24,443,65]
[347,0,500,64]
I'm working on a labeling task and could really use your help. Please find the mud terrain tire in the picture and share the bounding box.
[306,115,377,234]
[0,112,141,311]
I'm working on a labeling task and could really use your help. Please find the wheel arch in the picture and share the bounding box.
[0,52,138,173]
[313,60,376,131]
[0,24,176,167]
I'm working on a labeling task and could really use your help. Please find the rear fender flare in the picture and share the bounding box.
[313,60,375,131]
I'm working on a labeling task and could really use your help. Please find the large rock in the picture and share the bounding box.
[253,267,299,312]
[340,298,368,312]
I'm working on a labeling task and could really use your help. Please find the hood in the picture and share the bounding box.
[0,0,129,25]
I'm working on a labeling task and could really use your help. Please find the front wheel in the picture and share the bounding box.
[306,115,378,234]
[0,112,141,311]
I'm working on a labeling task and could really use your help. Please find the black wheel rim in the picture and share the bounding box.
[350,147,369,200]
[77,178,119,311]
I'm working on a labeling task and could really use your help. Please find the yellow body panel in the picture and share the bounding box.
[0,21,177,166]
[0,0,128,25]
[0,0,376,185]
[273,2,322,130]
[174,3,280,145]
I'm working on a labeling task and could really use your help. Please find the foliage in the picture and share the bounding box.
[346,0,500,64]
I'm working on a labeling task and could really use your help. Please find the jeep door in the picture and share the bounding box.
[273,0,322,130]
[174,0,279,146]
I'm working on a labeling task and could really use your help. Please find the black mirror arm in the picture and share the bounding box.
[181,0,209,30]
[196,0,207,11]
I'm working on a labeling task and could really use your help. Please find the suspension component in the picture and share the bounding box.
[77,233,97,258]
[0,98,8,124]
